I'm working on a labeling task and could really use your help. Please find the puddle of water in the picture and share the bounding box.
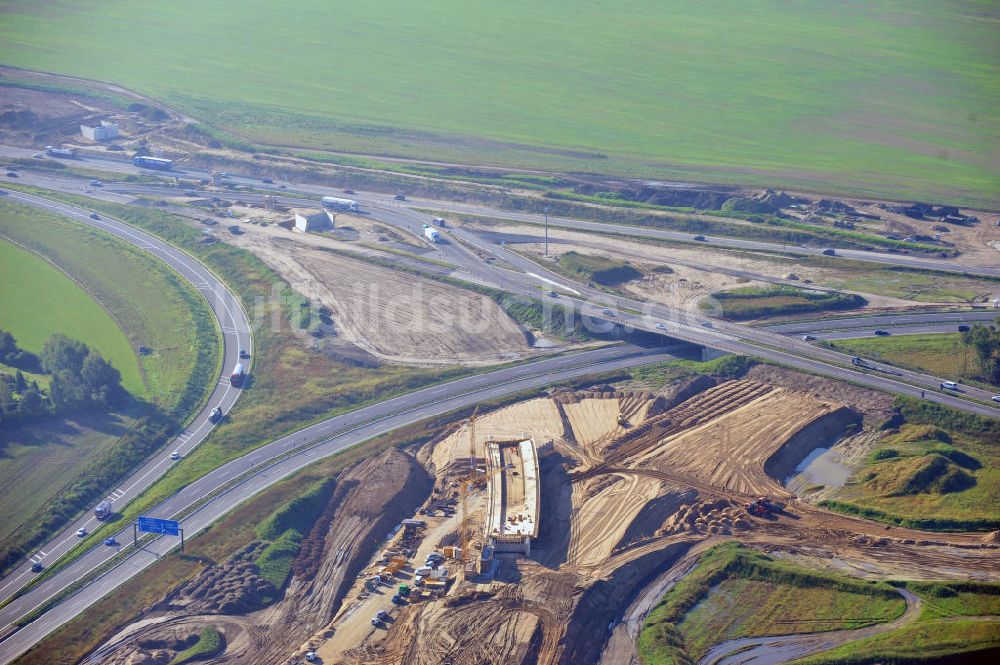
[785,447,854,495]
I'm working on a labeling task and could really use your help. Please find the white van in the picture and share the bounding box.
[940,381,958,391]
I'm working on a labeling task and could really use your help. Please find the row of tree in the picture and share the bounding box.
[0,330,125,427]
[962,319,1000,386]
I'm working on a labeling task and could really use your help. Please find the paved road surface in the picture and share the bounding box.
[3,144,998,279]
[0,343,688,663]
[1,156,997,660]
[0,189,251,608]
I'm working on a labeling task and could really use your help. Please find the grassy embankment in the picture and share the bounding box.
[253,477,336,593]
[2,189,477,578]
[0,200,219,571]
[704,285,866,321]
[826,333,982,386]
[558,251,643,286]
[790,581,1000,664]
[821,399,1000,531]
[637,543,905,665]
[2,2,996,205]
[167,626,223,665]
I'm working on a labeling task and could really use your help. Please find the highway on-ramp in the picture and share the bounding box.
[3,144,998,279]
[1,156,998,661]
[0,341,690,663]
[0,191,251,624]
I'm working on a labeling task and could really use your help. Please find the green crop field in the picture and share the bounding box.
[0,199,218,559]
[826,333,977,383]
[1,1,997,205]
[0,199,219,413]
[0,239,140,392]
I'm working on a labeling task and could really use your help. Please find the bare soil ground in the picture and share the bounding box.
[226,229,535,365]
[849,201,1000,268]
[89,449,432,665]
[88,369,1000,665]
[470,221,923,310]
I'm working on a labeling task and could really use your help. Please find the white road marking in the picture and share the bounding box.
[525,272,580,295]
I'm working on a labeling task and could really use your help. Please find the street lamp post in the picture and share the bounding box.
[544,206,550,257]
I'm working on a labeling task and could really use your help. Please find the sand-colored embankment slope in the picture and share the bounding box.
[626,381,844,496]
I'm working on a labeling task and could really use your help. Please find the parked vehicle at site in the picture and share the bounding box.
[745,497,774,517]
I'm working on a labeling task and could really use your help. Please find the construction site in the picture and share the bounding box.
[82,364,1000,665]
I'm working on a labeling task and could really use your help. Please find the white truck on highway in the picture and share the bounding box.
[423,224,441,243]
[94,499,112,520]
[322,196,359,212]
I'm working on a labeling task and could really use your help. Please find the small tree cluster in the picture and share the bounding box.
[961,317,1000,386]
[40,334,124,412]
[0,330,125,427]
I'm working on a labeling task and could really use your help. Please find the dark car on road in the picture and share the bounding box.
[31,562,43,573]
[693,235,706,241]
[874,329,890,336]
[394,194,406,201]
[90,213,100,220]
[958,325,970,332]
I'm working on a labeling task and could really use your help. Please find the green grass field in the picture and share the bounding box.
[826,333,976,383]
[0,239,141,393]
[791,581,1000,664]
[638,543,905,665]
[0,199,218,560]
[823,421,1000,531]
[1,1,997,204]
[0,199,219,414]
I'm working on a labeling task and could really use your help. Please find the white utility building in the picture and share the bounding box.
[294,210,334,233]
[80,121,119,141]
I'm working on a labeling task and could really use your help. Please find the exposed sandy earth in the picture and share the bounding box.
[226,229,535,365]
[849,201,1000,268]
[90,374,1000,665]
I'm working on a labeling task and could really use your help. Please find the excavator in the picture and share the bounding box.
[745,496,774,517]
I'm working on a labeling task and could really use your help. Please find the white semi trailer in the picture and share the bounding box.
[322,196,359,212]
[423,224,441,243]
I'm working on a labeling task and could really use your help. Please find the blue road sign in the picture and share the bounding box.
[137,516,180,536]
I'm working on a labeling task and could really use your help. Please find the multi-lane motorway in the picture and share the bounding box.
[0,188,251,607]
[0,151,998,662]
